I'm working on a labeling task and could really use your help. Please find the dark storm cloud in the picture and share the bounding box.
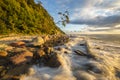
[70,15,120,27]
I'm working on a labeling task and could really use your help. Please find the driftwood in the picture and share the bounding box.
[74,50,87,56]
[74,50,95,58]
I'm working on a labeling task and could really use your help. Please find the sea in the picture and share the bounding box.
[84,34,120,44]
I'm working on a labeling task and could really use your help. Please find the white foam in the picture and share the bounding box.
[20,35,120,80]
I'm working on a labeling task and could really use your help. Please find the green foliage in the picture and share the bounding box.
[58,11,70,27]
[0,0,63,35]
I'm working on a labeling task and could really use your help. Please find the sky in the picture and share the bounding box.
[35,0,120,34]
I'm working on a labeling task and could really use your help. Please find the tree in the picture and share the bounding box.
[57,11,70,27]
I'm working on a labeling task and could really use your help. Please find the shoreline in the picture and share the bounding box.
[0,34,120,80]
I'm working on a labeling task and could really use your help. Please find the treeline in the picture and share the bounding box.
[0,0,63,35]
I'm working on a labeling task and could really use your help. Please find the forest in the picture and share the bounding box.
[0,0,63,35]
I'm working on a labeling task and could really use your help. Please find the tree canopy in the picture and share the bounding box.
[58,11,70,27]
[0,0,63,35]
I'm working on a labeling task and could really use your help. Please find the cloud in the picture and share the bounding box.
[70,15,120,27]
[69,0,120,29]
[88,27,112,32]
[99,0,120,9]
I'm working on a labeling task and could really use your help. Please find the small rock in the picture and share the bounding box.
[96,47,100,50]
[94,45,104,50]
[28,67,35,75]
[10,51,33,65]
[45,53,61,67]
[56,47,63,51]
[42,35,50,42]
[3,64,30,79]
[0,51,8,57]
[32,36,44,46]
[10,48,27,54]
[27,47,36,52]
[22,40,30,43]
[37,49,45,57]
[10,41,25,47]
[64,51,68,54]
[80,43,85,46]
[44,47,54,54]
[5,46,13,51]
[65,47,69,50]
